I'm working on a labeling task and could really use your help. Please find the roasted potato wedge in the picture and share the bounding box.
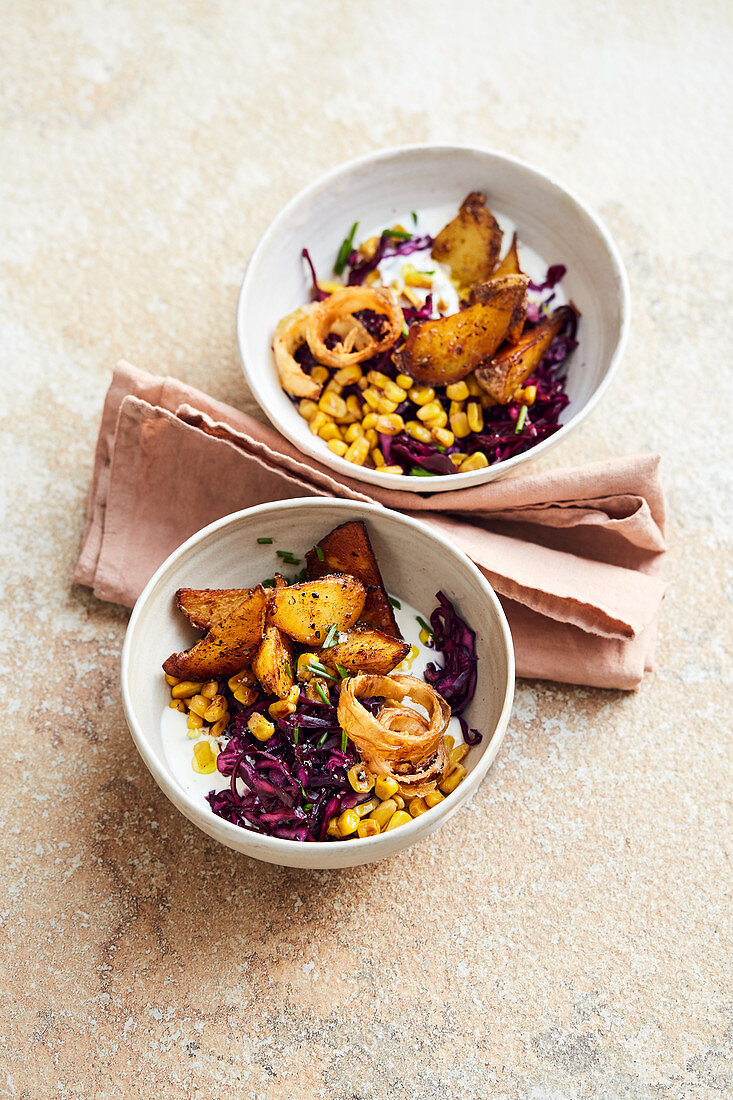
[475,313,564,404]
[431,191,502,288]
[466,274,529,345]
[176,587,252,632]
[163,587,267,680]
[492,232,522,278]
[252,625,295,698]
[305,521,401,638]
[397,275,528,386]
[268,574,366,647]
[317,627,410,676]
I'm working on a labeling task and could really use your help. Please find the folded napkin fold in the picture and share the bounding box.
[75,360,666,690]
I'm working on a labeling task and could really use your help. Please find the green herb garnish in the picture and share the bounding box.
[411,211,418,225]
[303,801,313,812]
[334,221,359,275]
[308,660,336,680]
[257,536,273,544]
[388,596,401,609]
[401,320,409,337]
[409,466,437,477]
[322,624,338,649]
[385,227,412,240]
[293,726,299,746]
[515,405,528,434]
[317,730,329,747]
[341,730,348,753]
[315,545,325,561]
[417,615,434,637]
[261,577,276,588]
[276,550,301,564]
[315,681,331,705]
[335,663,351,680]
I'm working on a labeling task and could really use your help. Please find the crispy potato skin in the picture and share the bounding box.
[431,191,503,288]
[466,274,529,345]
[305,521,402,639]
[176,587,253,632]
[163,587,267,680]
[475,313,564,404]
[492,232,522,278]
[268,574,366,647]
[397,275,528,387]
[317,627,410,675]
[252,625,295,698]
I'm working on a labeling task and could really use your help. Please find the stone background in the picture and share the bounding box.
[2,2,731,1097]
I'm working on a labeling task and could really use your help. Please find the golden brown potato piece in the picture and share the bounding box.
[163,587,267,680]
[397,275,528,386]
[431,191,503,288]
[466,274,529,345]
[268,575,366,647]
[475,313,564,404]
[251,626,295,698]
[493,232,522,278]
[176,588,252,632]
[305,520,401,638]
[317,627,410,675]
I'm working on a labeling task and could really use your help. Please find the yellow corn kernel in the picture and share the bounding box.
[233,684,258,705]
[376,396,399,415]
[355,796,380,818]
[375,413,404,436]
[517,384,537,406]
[369,798,398,829]
[318,392,347,420]
[269,685,301,720]
[309,410,329,436]
[357,819,380,838]
[248,712,275,742]
[396,373,414,389]
[203,695,227,723]
[310,365,329,385]
[357,377,368,390]
[465,373,482,397]
[402,263,432,289]
[344,437,370,465]
[409,797,428,817]
[366,370,391,390]
[384,810,412,831]
[187,710,204,731]
[228,668,257,706]
[327,438,348,457]
[374,776,400,801]
[449,743,469,769]
[334,363,363,387]
[405,419,432,444]
[446,381,470,401]
[362,387,381,410]
[365,428,378,448]
[324,379,343,396]
[432,426,454,448]
[450,410,471,439]
[326,816,340,837]
[371,447,385,467]
[409,386,436,406]
[344,394,363,422]
[171,680,203,699]
[211,716,229,738]
[449,399,465,418]
[444,735,455,753]
[383,380,408,404]
[416,400,444,422]
[393,794,406,810]
[297,398,319,422]
[381,465,404,475]
[320,279,345,294]
[450,453,468,468]
[169,699,186,712]
[401,285,422,309]
[423,408,448,429]
[419,627,432,646]
[306,676,330,701]
[467,401,484,433]
[439,764,467,794]
[337,808,360,837]
[164,673,180,686]
[344,422,365,443]
[424,790,445,808]
[348,764,375,794]
[361,413,378,432]
[360,235,379,260]
[192,740,217,774]
[459,452,489,472]
[188,694,210,718]
[200,680,219,699]
[296,652,320,680]
[318,422,342,442]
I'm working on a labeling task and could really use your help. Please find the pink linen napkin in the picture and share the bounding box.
[75,360,667,690]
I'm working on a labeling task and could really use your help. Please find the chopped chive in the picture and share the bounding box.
[261,577,276,588]
[308,660,336,680]
[322,624,338,649]
[388,596,401,609]
[293,726,299,746]
[284,660,292,679]
[315,682,331,705]
[335,663,350,680]
[435,444,446,453]
[515,405,528,434]
[341,730,348,753]
[401,320,409,337]
[315,545,325,562]
[416,615,434,637]
[257,536,273,544]
[386,227,412,240]
[409,466,437,477]
[423,270,435,275]
[303,801,313,812]
[317,730,329,747]
[276,550,301,564]
[411,210,418,225]
[334,221,359,275]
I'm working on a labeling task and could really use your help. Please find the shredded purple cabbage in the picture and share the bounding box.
[347,231,433,286]
[528,264,566,292]
[424,591,482,745]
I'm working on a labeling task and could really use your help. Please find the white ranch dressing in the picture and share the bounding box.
[160,596,464,806]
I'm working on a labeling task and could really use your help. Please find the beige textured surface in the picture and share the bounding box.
[2,2,732,1097]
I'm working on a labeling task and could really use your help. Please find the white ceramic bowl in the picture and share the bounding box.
[121,498,514,868]
[237,144,629,493]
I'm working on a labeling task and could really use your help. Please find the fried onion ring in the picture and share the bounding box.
[272,305,322,398]
[337,673,451,797]
[306,286,403,369]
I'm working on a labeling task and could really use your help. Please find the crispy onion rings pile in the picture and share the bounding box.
[273,287,404,396]
[337,673,451,797]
